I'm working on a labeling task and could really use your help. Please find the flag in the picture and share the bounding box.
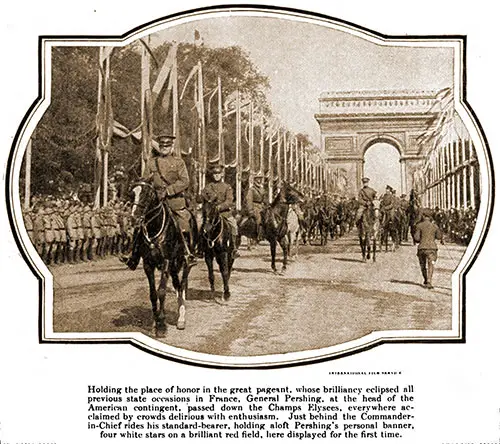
[180,64,200,102]
[151,43,177,107]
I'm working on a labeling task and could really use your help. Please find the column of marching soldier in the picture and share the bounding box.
[22,198,135,265]
[21,188,478,267]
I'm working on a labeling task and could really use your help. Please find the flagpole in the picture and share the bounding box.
[94,47,104,209]
[217,76,224,179]
[300,141,304,190]
[172,47,180,156]
[277,128,281,185]
[268,125,273,203]
[283,130,287,182]
[103,54,111,206]
[260,112,264,175]
[198,61,206,191]
[236,89,242,212]
[248,101,254,189]
[141,38,151,177]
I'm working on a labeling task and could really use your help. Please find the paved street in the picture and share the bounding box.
[51,233,465,356]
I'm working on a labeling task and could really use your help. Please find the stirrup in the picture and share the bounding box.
[185,254,198,268]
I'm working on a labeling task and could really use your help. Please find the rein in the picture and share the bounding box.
[203,211,224,249]
[133,181,170,244]
[142,204,169,243]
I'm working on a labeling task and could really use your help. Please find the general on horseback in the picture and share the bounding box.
[120,133,198,336]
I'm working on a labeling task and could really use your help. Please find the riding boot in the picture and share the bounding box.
[120,229,141,270]
[232,233,240,258]
[181,231,197,269]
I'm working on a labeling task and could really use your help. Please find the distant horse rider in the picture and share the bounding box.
[121,133,197,270]
[245,172,267,239]
[200,163,240,257]
[355,177,377,225]
[380,185,395,225]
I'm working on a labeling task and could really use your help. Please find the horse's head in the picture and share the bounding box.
[202,199,221,233]
[282,181,304,205]
[129,180,159,223]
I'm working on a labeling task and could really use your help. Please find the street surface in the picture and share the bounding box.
[51,233,465,356]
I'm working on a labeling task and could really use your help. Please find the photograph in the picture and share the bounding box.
[2,3,499,443]
[10,6,490,366]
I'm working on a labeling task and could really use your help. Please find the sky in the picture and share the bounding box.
[152,15,455,148]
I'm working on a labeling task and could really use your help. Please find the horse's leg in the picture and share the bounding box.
[218,251,231,300]
[143,260,160,334]
[372,236,377,262]
[270,239,277,273]
[155,261,169,337]
[171,260,187,330]
[280,235,289,274]
[205,250,215,292]
[360,235,367,262]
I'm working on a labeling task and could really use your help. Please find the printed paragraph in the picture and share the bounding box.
[87,384,415,439]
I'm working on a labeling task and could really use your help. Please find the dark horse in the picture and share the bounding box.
[200,201,237,301]
[380,208,400,252]
[357,199,380,262]
[262,182,304,274]
[130,180,196,336]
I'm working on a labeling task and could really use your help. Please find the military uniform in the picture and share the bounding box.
[414,210,443,289]
[66,205,80,263]
[144,151,191,232]
[355,179,377,223]
[33,206,46,258]
[245,181,266,227]
[201,178,238,241]
[122,134,196,270]
[82,205,93,261]
[380,187,395,224]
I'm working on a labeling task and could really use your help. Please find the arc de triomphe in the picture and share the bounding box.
[315,90,440,196]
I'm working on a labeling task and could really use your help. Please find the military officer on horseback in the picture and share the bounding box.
[245,172,267,239]
[200,163,240,257]
[380,185,395,225]
[121,133,197,270]
[355,177,377,225]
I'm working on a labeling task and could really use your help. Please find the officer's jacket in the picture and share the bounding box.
[43,211,55,243]
[414,219,442,250]
[380,192,394,211]
[91,213,102,239]
[246,185,266,209]
[66,212,80,241]
[144,154,190,211]
[53,212,66,243]
[33,212,45,244]
[82,211,92,238]
[201,182,234,213]
[358,186,377,206]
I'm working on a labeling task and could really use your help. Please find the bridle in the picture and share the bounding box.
[131,181,169,243]
[202,204,224,249]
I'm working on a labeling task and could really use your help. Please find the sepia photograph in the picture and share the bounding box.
[2,2,500,444]
[8,6,491,367]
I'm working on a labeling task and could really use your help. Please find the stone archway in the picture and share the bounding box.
[315,90,439,196]
[363,140,402,195]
